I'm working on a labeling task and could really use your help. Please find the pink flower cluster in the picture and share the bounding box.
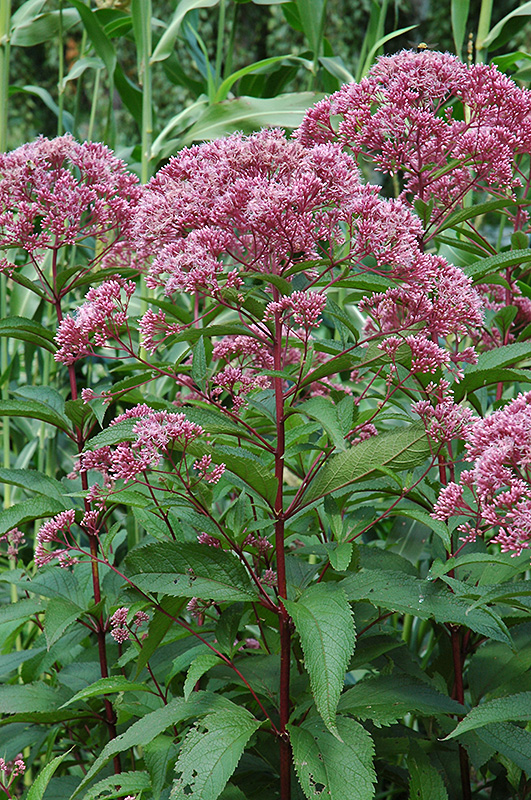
[433,391,531,556]
[0,134,141,265]
[109,607,149,643]
[35,509,77,568]
[295,49,531,228]
[75,404,209,485]
[55,278,136,364]
[0,527,25,560]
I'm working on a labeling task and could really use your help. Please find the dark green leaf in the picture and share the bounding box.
[170,708,261,799]
[44,597,83,649]
[26,750,73,800]
[290,716,375,800]
[126,541,258,602]
[464,249,531,282]
[407,741,448,800]
[0,316,56,352]
[0,399,70,432]
[284,583,355,736]
[60,677,153,708]
[302,424,430,505]
[0,497,68,537]
[445,693,531,739]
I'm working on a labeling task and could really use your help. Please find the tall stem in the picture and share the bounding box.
[57,0,65,135]
[451,626,472,800]
[273,302,291,800]
[475,0,493,63]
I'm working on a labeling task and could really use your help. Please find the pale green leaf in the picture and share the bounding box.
[81,770,151,800]
[290,716,376,800]
[445,692,531,739]
[170,709,261,799]
[184,653,223,700]
[284,583,355,736]
[151,0,220,63]
[60,676,153,709]
[181,93,322,144]
[26,749,73,800]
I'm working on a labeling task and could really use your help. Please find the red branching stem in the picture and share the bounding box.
[451,626,472,800]
[273,299,292,800]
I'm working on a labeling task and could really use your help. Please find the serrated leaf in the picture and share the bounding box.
[44,597,83,649]
[284,583,355,736]
[407,741,448,800]
[0,497,67,536]
[72,692,240,796]
[389,509,451,551]
[0,468,67,502]
[290,716,375,800]
[184,653,224,700]
[445,692,531,739]
[26,749,73,800]
[455,343,531,400]
[0,316,56,352]
[60,676,152,709]
[83,419,136,450]
[170,708,261,799]
[192,336,208,392]
[126,541,258,602]
[302,424,429,504]
[0,399,70,432]
[0,597,41,624]
[329,542,353,572]
[337,674,463,723]
[475,722,531,773]
[464,249,531,282]
[81,770,151,800]
[297,396,347,451]
[0,683,71,714]
[135,597,187,679]
[341,569,511,645]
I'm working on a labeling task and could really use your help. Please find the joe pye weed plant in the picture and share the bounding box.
[3,49,531,800]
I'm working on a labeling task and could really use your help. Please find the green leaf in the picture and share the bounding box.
[170,708,261,799]
[284,583,355,736]
[464,249,531,282]
[69,0,116,75]
[338,674,463,724]
[341,569,511,645]
[184,653,224,700]
[451,0,470,55]
[445,693,531,739]
[0,399,70,432]
[81,771,151,800]
[0,497,68,537]
[192,336,208,392]
[290,716,375,800]
[329,542,353,572]
[389,509,451,551]
[296,396,348,451]
[10,9,79,46]
[302,424,430,505]
[84,419,136,450]
[181,93,323,144]
[0,597,41,624]
[214,55,304,102]
[126,541,258,602]
[0,316,56,352]
[72,693,239,795]
[482,1,531,49]
[455,341,531,400]
[0,682,71,714]
[135,597,187,679]
[436,198,512,234]
[9,85,74,130]
[407,742,448,800]
[60,676,153,708]
[61,55,104,87]
[151,0,220,62]
[0,468,68,503]
[296,0,326,55]
[44,597,83,649]
[26,749,73,800]
[475,722,531,773]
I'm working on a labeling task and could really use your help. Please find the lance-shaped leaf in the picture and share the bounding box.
[444,692,531,739]
[170,708,261,799]
[475,722,531,773]
[302,424,430,505]
[60,677,153,709]
[341,569,511,645]
[0,497,68,537]
[289,716,376,800]
[0,316,56,352]
[464,248,531,282]
[26,750,73,800]
[0,399,71,433]
[81,771,151,800]
[407,742,448,800]
[126,541,258,602]
[283,583,355,736]
[454,342,531,400]
[72,692,240,796]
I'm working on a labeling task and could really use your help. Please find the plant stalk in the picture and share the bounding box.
[475,0,493,63]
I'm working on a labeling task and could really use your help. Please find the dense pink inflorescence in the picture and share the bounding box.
[433,391,531,556]
[295,50,531,225]
[0,134,141,268]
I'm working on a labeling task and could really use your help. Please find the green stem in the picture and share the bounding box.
[140,0,153,185]
[475,0,493,63]
[0,0,10,152]
[88,69,101,141]
[214,0,226,90]
[57,0,65,135]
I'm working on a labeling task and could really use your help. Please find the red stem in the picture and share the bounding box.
[273,301,292,800]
